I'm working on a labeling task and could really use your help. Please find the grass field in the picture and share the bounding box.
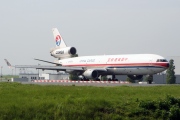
[0,82,180,120]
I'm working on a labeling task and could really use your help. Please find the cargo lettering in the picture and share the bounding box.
[107,58,128,62]
[56,50,64,54]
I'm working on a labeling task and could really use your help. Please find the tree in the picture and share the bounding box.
[166,59,176,84]
[145,75,153,84]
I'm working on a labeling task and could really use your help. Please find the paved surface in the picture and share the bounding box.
[21,80,171,87]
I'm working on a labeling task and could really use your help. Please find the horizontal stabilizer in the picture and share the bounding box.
[34,58,62,66]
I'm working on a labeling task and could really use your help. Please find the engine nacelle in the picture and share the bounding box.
[83,69,98,79]
[50,47,77,58]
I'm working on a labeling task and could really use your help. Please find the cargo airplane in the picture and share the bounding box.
[33,28,169,81]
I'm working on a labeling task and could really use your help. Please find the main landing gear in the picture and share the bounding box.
[79,75,118,81]
[108,75,118,81]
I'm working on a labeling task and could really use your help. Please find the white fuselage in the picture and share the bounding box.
[59,54,169,75]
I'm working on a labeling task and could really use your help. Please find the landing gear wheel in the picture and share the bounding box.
[108,78,112,81]
[96,78,100,81]
[115,79,118,81]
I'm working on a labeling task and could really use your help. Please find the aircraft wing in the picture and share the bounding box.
[5,58,107,73]
[15,65,84,71]
[34,58,62,65]
[33,58,107,72]
[15,65,107,74]
[4,59,13,68]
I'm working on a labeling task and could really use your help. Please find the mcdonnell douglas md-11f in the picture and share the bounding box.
[33,28,169,81]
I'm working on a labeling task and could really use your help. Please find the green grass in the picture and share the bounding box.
[0,82,180,120]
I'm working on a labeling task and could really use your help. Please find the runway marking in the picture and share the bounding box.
[33,80,129,84]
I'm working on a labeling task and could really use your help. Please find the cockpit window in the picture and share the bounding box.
[156,59,168,62]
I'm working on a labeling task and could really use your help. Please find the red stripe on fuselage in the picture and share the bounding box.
[62,62,168,68]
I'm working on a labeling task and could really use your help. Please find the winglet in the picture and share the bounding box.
[4,59,12,68]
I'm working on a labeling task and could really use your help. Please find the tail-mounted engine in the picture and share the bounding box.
[50,47,77,58]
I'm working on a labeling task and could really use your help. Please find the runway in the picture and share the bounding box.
[21,80,168,87]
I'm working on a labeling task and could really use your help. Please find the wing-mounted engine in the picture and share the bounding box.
[83,69,98,79]
[50,47,77,59]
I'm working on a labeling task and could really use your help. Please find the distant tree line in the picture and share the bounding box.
[166,59,176,84]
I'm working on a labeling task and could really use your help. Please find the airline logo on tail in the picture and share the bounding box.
[56,35,61,46]
[53,28,67,48]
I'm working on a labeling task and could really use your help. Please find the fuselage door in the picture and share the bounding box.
[149,58,152,66]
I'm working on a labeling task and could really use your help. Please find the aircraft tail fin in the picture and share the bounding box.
[4,59,13,68]
[52,28,67,48]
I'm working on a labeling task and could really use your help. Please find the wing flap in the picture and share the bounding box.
[15,65,83,71]
[34,58,62,65]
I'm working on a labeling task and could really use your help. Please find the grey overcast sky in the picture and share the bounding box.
[0,0,180,74]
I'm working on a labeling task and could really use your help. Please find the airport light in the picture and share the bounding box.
[38,64,40,80]
[1,66,2,81]
[12,69,14,76]
[15,68,16,75]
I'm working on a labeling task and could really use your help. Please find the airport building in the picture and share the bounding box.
[12,72,69,82]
